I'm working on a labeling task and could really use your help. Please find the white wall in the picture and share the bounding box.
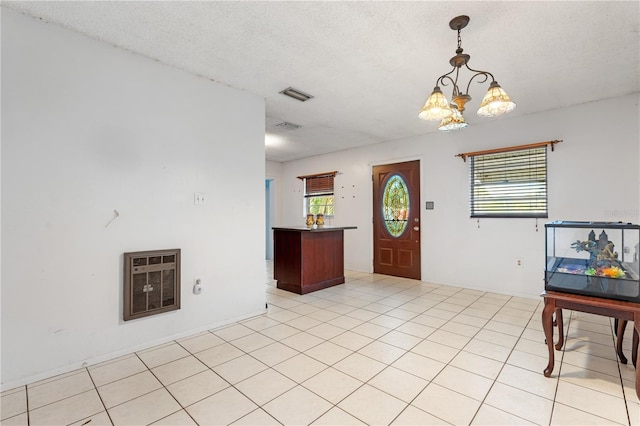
[278,94,640,299]
[1,9,266,388]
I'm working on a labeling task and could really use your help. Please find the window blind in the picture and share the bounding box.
[303,173,335,198]
[470,146,548,218]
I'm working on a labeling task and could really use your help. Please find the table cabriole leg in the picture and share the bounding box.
[633,328,638,369]
[634,314,640,400]
[616,319,628,364]
[542,299,556,377]
[555,308,564,350]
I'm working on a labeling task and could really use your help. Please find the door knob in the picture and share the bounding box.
[413,226,419,231]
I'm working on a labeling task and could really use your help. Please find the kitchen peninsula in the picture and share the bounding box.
[272,226,357,294]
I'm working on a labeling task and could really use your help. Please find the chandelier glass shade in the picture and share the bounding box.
[477,81,516,117]
[419,15,516,130]
[438,105,468,132]
[418,87,452,120]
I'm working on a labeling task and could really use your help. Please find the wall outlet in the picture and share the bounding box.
[516,258,523,268]
[193,278,203,294]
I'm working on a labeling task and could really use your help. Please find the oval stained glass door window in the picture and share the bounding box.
[382,174,410,237]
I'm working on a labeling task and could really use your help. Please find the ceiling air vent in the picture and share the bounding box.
[275,121,301,130]
[279,87,313,102]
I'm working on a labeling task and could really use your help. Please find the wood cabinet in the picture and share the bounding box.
[273,226,356,294]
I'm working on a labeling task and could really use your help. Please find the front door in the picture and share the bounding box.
[373,160,421,279]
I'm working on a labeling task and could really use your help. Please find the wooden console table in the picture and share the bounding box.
[273,226,357,295]
[541,291,640,398]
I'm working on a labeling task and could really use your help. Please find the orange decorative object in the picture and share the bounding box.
[599,266,625,278]
[306,214,315,227]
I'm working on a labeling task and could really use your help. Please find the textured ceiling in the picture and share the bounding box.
[4,1,639,162]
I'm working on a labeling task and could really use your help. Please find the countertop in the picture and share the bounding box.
[272,226,357,232]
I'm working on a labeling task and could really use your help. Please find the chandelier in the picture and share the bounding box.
[419,15,516,131]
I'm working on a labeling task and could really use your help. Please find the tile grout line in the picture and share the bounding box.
[12,267,633,425]
[132,350,201,425]
[277,274,619,424]
[22,372,105,425]
[553,312,632,425]
[388,291,514,425]
[25,385,30,426]
[84,366,114,426]
[468,301,554,425]
[608,316,633,426]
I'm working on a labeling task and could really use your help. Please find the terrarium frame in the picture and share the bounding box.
[545,221,640,302]
[123,248,181,321]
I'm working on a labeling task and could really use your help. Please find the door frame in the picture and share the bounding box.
[265,178,276,260]
[368,156,423,279]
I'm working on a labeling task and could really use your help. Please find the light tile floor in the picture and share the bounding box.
[2,264,639,425]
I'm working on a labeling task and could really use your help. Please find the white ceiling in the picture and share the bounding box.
[4,1,639,162]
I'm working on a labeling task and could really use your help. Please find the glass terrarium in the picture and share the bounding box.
[545,221,640,302]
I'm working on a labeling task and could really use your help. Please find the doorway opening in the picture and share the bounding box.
[265,179,275,260]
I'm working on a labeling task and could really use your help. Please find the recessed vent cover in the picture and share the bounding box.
[123,249,181,321]
[275,121,302,130]
[279,87,313,102]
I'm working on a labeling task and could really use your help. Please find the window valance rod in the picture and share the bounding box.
[297,171,338,180]
[455,140,562,162]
